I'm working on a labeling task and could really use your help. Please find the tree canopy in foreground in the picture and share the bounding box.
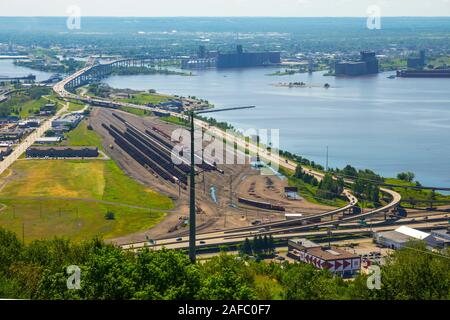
[0,228,449,300]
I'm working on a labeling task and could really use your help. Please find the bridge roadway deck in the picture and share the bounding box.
[54,63,405,251]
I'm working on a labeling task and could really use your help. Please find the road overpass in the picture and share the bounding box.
[53,62,405,251]
[123,215,449,251]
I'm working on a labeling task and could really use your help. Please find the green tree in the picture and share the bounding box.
[397,172,415,183]
[241,238,253,256]
[349,242,450,300]
[196,254,256,300]
[279,262,348,300]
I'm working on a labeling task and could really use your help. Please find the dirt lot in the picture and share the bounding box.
[89,108,343,245]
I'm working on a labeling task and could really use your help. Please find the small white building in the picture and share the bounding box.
[51,113,83,129]
[374,226,441,250]
[35,137,62,144]
[18,119,40,128]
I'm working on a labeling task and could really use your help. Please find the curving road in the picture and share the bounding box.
[53,63,403,251]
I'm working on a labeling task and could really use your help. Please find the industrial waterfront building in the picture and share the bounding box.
[217,45,281,69]
[407,50,426,69]
[181,45,218,70]
[287,238,361,276]
[335,51,379,76]
[181,58,217,70]
[181,45,281,69]
[398,50,450,77]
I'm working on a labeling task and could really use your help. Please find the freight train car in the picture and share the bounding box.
[238,197,285,212]
[102,123,186,185]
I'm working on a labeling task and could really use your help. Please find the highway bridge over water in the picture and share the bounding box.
[51,59,450,251]
[62,57,170,90]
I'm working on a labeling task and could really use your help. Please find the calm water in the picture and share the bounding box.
[0,59,52,81]
[103,68,450,188]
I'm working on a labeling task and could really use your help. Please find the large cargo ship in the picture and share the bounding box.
[397,69,450,78]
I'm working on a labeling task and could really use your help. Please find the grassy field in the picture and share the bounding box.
[0,160,173,242]
[379,58,407,71]
[160,115,189,127]
[0,88,63,118]
[118,106,152,117]
[67,100,86,112]
[385,178,450,208]
[0,199,166,242]
[0,117,174,242]
[4,96,56,118]
[60,119,104,150]
[279,167,347,208]
[117,92,170,105]
[429,56,450,67]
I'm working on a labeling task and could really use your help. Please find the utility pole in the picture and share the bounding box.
[326,146,329,172]
[229,174,233,206]
[203,171,206,194]
[327,228,332,247]
[189,111,196,263]
[186,106,256,264]
[224,211,227,228]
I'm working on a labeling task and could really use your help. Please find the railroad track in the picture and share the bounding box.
[53,65,403,252]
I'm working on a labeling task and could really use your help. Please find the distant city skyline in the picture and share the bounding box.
[1,0,450,17]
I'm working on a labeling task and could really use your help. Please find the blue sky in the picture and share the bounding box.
[1,0,449,17]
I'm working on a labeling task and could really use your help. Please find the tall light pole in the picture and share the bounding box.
[188,111,196,263]
[186,106,255,264]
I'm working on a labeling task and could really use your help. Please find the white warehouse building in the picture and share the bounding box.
[374,226,450,250]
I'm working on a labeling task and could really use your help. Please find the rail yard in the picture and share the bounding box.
[43,60,450,254]
[0,57,441,253]
[87,107,345,244]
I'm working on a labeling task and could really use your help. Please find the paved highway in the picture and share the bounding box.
[53,63,403,251]
[123,215,449,251]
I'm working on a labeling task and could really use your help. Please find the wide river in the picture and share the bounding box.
[0,59,52,82]
[103,68,450,188]
[2,59,449,188]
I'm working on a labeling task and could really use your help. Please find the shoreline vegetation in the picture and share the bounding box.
[193,117,450,208]
[0,86,62,118]
[110,66,192,77]
[266,69,307,76]
[6,65,448,209]
[84,84,213,112]
[1,229,449,300]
